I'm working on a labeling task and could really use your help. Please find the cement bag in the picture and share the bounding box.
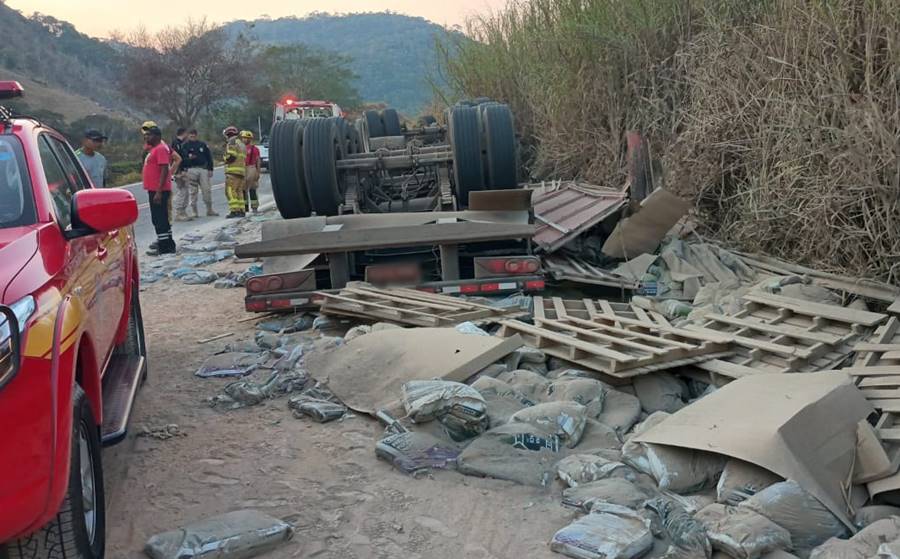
[545,378,608,418]
[717,459,784,505]
[510,401,588,449]
[556,454,635,487]
[457,423,562,487]
[497,369,551,400]
[878,541,900,558]
[472,376,535,427]
[144,510,293,559]
[696,503,792,559]
[632,372,688,414]
[562,478,652,512]
[575,419,623,451]
[375,431,461,475]
[550,504,653,559]
[739,481,848,555]
[646,497,712,558]
[596,389,642,435]
[643,444,726,494]
[809,518,900,559]
[622,412,671,473]
[505,345,547,369]
[855,505,900,529]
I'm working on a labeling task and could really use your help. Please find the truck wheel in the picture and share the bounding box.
[354,118,369,153]
[482,104,518,189]
[349,126,361,155]
[364,110,385,139]
[303,119,342,216]
[381,108,403,136]
[270,120,312,219]
[329,117,353,161]
[5,387,105,559]
[449,105,485,208]
[420,115,438,127]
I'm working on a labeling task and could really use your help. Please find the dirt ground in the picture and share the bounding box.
[102,217,573,559]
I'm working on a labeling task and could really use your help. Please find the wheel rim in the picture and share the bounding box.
[79,422,97,544]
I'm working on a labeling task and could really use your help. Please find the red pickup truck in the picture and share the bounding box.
[0,82,146,559]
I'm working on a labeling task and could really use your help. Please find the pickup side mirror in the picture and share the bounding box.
[68,189,138,240]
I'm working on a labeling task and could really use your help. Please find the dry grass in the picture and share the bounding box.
[444,0,900,283]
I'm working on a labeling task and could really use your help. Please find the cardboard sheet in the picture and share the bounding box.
[602,188,691,258]
[634,372,874,530]
[307,328,523,414]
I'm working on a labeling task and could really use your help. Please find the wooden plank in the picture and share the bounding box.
[858,318,900,367]
[498,320,637,362]
[533,296,547,321]
[843,366,900,377]
[536,319,672,355]
[552,315,699,350]
[236,222,537,258]
[860,376,900,388]
[552,298,568,321]
[862,389,900,400]
[856,344,900,353]
[870,401,900,412]
[705,314,842,345]
[685,325,811,358]
[743,293,887,327]
[695,359,763,379]
[889,301,900,316]
[341,287,465,312]
[878,428,900,442]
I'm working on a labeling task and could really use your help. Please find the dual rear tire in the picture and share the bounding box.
[271,118,344,219]
[449,102,518,208]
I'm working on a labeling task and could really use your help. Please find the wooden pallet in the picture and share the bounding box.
[495,312,732,381]
[844,317,900,439]
[534,296,672,327]
[316,284,518,327]
[691,292,886,382]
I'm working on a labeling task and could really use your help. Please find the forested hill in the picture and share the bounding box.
[0,3,129,114]
[223,13,461,114]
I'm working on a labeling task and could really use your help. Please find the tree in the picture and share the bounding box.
[119,20,253,126]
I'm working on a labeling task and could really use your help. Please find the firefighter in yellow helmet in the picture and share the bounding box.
[240,130,262,213]
[222,125,247,218]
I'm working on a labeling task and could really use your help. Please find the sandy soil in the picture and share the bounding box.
[102,216,573,559]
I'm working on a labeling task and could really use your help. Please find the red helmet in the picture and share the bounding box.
[223,125,239,137]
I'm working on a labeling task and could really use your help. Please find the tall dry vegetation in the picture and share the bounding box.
[442,0,900,283]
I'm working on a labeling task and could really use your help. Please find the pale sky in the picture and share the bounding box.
[7,0,506,37]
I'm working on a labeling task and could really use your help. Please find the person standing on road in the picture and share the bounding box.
[171,127,192,221]
[223,125,247,218]
[241,130,261,213]
[75,129,108,187]
[182,129,218,216]
[143,126,176,255]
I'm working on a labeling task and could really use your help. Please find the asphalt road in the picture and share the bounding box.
[121,167,275,249]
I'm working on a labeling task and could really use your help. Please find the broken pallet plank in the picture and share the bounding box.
[704,314,843,345]
[743,293,886,327]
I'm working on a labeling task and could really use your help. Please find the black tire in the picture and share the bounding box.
[449,105,485,208]
[381,108,402,136]
[4,387,105,559]
[303,119,342,216]
[270,120,312,219]
[349,126,361,155]
[364,110,385,139]
[482,104,518,189]
[328,117,352,160]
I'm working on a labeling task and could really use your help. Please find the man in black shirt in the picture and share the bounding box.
[181,129,218,217]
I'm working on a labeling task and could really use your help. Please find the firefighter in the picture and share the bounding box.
[222,125,247,218]
[241,130,261,213]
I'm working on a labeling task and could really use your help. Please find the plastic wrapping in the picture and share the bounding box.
[287,386,346,423]
[455,321,491,336]
[717,459,783,505]
[696,503,792,559]
[208,371,309,411]
[505,346,548,370]
[402,380,488,441]
[645,497,712,558]
[545,378,607,418]
[375,431,461,475]
[562,478,651,512]
[556,454,634,487]
[622,412,671,473]
[144,510,293,559]
[739,481,848,555]
[550,504,654,559]
[510,401,588,448]
[195,352,265,378]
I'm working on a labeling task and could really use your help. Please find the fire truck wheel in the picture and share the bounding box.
[381,108,403,136]
[364,110,385,139]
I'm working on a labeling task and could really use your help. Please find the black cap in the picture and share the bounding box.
[144,126,162,137]
[85,129,108,141]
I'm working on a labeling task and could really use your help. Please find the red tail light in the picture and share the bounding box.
[474,257,542,278]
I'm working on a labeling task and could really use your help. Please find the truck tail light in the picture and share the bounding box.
[474,257,542,278]
[245,270,315,295]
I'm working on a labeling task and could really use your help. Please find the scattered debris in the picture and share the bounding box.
[144,509,293,559]
[601,188,691,258]
[195,352,264,378]
[209,371,309,411]
[549,504,654,559]
[695,503,791,559]
[197,332,234,345]
[376,430,461,475]
[287,386,347,423]
[136,424,186,441]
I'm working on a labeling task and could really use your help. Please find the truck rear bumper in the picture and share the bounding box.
[245,275,545,313]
